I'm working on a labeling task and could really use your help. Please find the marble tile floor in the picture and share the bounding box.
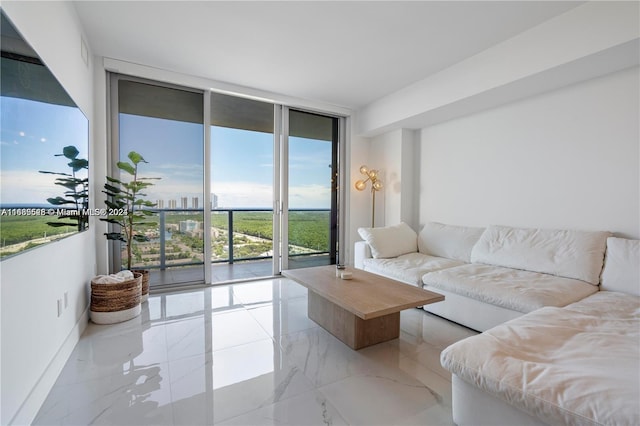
[34,278,478,426]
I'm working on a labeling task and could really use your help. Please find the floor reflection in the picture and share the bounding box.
[149,254,331,287]
[34,278,477,425]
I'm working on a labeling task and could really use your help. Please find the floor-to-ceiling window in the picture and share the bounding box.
[283,109,338,270]
[210,93,275,283]
[112,76,205,286]
[109,74,344,288]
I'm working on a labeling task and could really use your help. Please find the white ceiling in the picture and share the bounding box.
[74,1,583,110]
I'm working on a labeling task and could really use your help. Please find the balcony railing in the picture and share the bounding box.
[0,205,334,267]
[132,207,332,270]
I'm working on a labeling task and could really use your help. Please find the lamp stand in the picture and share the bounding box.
[371,186,376,228]
[355,165,382,229]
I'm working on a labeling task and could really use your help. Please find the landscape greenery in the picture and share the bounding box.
[161,210,329,250]
[130,210,330,267]
[1,215,75,252]
[1,209,331,264]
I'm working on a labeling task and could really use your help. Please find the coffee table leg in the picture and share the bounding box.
[307,291,400,350]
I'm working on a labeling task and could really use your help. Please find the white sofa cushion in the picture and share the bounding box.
[358,222,417,259]
[470,225,610,285]
[422,264,598,313]
[418,222,484,262]
[423,289,523,332]
[362,252,464,287]
[600,237,640,296]
[441,291,640,426]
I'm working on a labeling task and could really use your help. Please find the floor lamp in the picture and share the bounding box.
[355,165,383,227]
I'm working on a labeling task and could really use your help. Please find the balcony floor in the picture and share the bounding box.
[149,255,331,288]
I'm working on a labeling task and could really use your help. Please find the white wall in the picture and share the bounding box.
[359,1,639,136]
[347,113,372,263]
[368,129,417,229]
[0,2,96,424]
[419,67,640,239]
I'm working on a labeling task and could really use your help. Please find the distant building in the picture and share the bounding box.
[179,220,200,235]
[156,199,164,209]
[168,199,177,209]
[192,197,199,209]
[211,193,218,209]
[181,197,188,209]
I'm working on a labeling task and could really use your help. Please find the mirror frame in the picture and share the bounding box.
[0,11,90,260]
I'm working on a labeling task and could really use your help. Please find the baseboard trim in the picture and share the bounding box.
[9,306,90,425]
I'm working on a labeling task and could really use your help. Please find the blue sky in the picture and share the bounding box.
[120,114,332,208]
[1,96,332,209]
[0,96,88,205]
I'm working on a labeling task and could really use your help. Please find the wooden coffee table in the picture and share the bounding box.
[282,265,444,350]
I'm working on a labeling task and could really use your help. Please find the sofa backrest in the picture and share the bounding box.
[470,225,610,285]
[600,237,640,296]
[418,222,484,262]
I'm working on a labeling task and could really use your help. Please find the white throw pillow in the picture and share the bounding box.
[600,237,640,296]
[418,222,484,262]
[358,222,417,259]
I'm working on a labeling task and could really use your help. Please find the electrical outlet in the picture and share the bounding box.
[64,292,69,309]
[57,299,63,317]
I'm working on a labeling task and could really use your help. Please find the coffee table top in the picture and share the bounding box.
[282,265,444,320]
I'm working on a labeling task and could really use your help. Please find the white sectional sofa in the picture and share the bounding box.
[354,222,608,331]
[355,222,639,425]
[442,236,639,426]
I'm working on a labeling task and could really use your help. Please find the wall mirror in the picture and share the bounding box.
[0,11,89,259]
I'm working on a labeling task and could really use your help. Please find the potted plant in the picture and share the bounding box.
[39,145,89,232]
[101,151,159,302]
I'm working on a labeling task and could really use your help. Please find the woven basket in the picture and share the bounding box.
[132,269,150,303]
[90,272,142,324]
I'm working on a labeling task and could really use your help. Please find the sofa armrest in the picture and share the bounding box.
[354,241,372,270]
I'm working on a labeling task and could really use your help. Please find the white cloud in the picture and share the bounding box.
[211,181,330,209]
[145,179,331,209]
[0,170,62,204]
[288,184,331,209]
[212,181,273,208]
[0,169,331,209]
[155,163,203,172]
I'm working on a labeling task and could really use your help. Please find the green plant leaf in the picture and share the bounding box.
[104,232,126,242]
[104,200,124,209]
[128,151,146,165]
[61,145,80,160]
[60,182,79,190]
[46,221,78,227]
[47,197,75,205]
[103,184,122,194]
[68,158,88,172]
[117,161,135,175]
[39,170,72,177]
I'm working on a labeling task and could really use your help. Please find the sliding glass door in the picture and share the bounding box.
[282,109,339,270]
[210,93,275,283]
[113,76,205,286]
[110,75,343,287]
